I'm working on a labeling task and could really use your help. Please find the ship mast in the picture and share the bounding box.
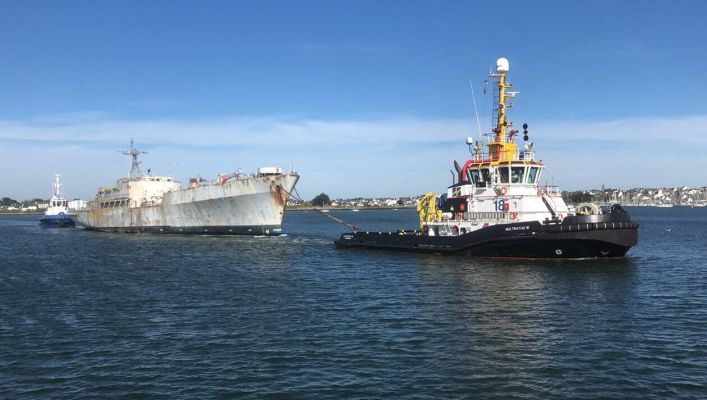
[53,174,63,198]
[487,58,517,162]
[122,138,147,180]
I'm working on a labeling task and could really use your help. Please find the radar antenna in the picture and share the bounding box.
[121,138,147,180]
[468,78,483,139]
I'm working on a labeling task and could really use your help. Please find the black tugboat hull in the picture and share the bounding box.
[335,215,638,259]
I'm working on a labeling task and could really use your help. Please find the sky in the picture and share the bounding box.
[1,0,706,200]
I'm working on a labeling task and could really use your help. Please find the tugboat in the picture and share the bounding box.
[335,58,638,258]
[39,174,75,228]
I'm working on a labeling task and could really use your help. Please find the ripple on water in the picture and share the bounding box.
[1,209,707,399]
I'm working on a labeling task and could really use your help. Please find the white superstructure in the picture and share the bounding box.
[418,58,571,236]
[45,174,70,217]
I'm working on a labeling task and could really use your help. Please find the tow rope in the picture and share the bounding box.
[278,185,362,232]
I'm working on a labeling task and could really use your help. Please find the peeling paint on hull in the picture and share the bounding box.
[84,225,283,235]
[76,173,299,236]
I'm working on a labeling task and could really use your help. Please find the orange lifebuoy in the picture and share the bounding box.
[509,212,517,220]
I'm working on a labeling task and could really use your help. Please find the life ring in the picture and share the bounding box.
[451,225,459,234]
[500,187,507,195]
[509,212,517,220]
[455,212,463,221]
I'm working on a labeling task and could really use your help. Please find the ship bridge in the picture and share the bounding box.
[423,57,570,233]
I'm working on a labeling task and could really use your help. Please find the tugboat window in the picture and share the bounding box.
[511,167,524,184]
[499,167,509,183]
[469,170,481,185]
[527,167,539,184]
[480,169,491,186]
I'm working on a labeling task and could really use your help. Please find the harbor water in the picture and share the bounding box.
[1,207,706,398]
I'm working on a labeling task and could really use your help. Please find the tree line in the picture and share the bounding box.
[1,197,48,207]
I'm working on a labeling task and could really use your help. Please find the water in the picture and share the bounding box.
[1,207,706,399]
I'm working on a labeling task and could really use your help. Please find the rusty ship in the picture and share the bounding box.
[335,57,638,258]
[75,140,299,235]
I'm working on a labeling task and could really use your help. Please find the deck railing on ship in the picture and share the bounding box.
[471,149,536,163]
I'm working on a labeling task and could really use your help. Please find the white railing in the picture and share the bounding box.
[538,186,561,196]
[471,149,536,162]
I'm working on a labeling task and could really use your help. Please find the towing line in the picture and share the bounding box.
[278,185,363,232]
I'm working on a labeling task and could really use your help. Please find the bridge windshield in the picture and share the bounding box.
[481,169,491,186]
[469,169,481,185]
[527,166,539,184]
[499,167,509,183]
[511,167,524,183]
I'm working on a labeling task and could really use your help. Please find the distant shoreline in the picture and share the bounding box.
[0,207,413,215]
[2,204,699,217]
[286,206,415,212]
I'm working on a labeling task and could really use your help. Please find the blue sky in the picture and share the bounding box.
[1,1,706,200]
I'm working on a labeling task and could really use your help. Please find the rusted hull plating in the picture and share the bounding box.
[75,173,299,235]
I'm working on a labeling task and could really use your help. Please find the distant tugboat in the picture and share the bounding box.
[39,175,75,228]
[335,58,638,258]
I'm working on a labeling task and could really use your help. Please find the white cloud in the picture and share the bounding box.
[0,116,471,147]
[0,114,705,200]
[536,115,707,145]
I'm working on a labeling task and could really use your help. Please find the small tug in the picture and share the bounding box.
[335,58,638,258]
[39,174,75,228]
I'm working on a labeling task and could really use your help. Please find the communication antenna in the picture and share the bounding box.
[468,79,483,138]
[120,138,147,180]
[488,64,494,132]
[53,174,63,198]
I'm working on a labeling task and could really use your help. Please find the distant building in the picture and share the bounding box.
[68,199,88,210]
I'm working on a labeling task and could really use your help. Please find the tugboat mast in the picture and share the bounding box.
[487,58,517,162]
[122,138,147,180]
[53,174,63,198]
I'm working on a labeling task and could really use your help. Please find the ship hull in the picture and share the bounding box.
[335,215,638,258]
[82,224,283,235]
[39,214,76,228]
[75,173,299,236]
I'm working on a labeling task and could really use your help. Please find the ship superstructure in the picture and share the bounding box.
[336,58,638,258]
[75,140,299,235]
[420,57,571,234]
